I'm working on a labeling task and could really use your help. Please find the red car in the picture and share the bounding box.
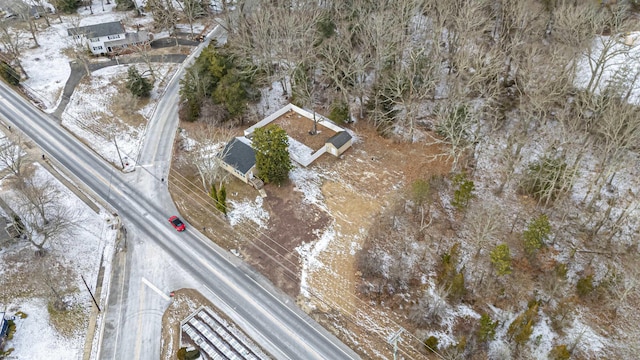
[168,216,186,232]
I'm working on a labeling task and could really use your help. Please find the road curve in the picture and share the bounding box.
[0,64,359,360]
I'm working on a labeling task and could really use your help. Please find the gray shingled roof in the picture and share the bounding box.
[327,131,352,148]
[220,138,256,174]
[67,21,125,38]
[104,31,149,48]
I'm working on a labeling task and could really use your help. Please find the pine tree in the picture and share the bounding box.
[490,244,512,276]
[522,214,551,255]
[508,301,539,347]
[253,125,292,185]
[451,173,475,210]
[217,185,227,215]
[209,183,218,202]
[126,66,152,98]
[477,313,498,342]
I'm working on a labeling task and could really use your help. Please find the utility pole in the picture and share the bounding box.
[81,275,101,312]
[387,328,403,360]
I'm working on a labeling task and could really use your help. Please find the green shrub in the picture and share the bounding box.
[0,61,19,85]
[555,263,568,279]
[56,0,81,14]
[549,344,571,360]
[115,0,135,10]
[424,335,439,353]
[177,347,186,360]
[15,311,28,319]
[185,348,200,360]
[411,179,430,206]
[576,275,594,297]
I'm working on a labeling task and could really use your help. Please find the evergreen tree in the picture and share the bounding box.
[477,313,498,342]
[252,125,292,185]
[328,99,350,124]
[209,183,218,202]
[217,185,227,214]
[213,70,248,119]
[56,0,81,13]
[0,61,19,85]
[451,173,475,210]
[508,301,539,346]
[490,244,512,276]
[126,66,152,98]
[115,0,135,10]
[522,214,551,255]
[424,336,438,353]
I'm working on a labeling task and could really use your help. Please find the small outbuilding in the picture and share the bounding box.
[326,131,353,157]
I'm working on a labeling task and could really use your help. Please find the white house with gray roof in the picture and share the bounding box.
[67,21,150,55]
[218,104,352,188]
[218,137,257,184]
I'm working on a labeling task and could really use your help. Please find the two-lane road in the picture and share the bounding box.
[0,63,359,360]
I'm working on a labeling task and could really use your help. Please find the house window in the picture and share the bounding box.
[107,34,121,40]
[90,37,100,42]
[92,46,103,51]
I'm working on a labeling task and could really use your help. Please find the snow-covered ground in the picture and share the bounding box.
[0,164,117,360]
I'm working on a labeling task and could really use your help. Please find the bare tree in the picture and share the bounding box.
[176,0,206,38]
[67,16,92,77]
[317,20,372,119]
[385,48,438,141]
[30,0,51,27]
[14,174,83,256]
[0,132,26,177]
[0,18,29,79]
[131,41,158,82]
[147,0,179,44]
[230,2,324,96]
[12,1,40,48]
[428,103,478,171]
[186,125,234,191]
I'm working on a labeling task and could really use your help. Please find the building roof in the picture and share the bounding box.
[67,21,125,38]
[104,31,150,48]
[327,131,352,148]
[219,137,256,174]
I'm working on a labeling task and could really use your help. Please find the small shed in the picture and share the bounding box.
[217,137,257,184]
[326,131,353,157]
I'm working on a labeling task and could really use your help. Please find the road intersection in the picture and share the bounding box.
[0,23,359,360]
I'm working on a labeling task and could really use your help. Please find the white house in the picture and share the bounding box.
[67,21,149,56]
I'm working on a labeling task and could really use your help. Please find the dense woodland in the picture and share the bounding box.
[175,1,640,359]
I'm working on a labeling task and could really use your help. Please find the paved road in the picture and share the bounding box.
[0,28,360,360]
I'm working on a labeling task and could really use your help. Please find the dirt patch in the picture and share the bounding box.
[169,118,452,358]
[248,183,332,298]
[271,110,337,151]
